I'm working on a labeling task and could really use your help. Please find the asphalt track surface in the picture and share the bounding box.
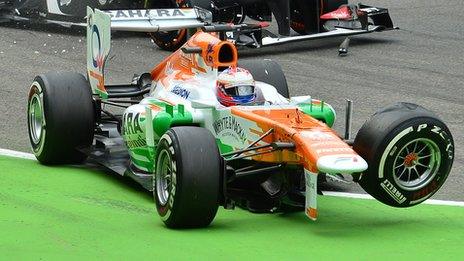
[0,0,463,201]
[1,155,463,259]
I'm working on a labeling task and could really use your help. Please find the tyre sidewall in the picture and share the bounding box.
[153,127,221,228]
[154,131,180,222]
[27,72,95,164]
[27,80,46,157]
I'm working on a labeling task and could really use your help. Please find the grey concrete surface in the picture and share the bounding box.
[0,0,462,200]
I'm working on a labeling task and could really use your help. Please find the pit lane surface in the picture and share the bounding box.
[0,0,462,200]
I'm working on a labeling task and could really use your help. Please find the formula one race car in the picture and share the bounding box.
[27,8,454,228]
[144,0,396,51]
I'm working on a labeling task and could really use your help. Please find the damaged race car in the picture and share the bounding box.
[143,0,396,51]
[27,8,454,228]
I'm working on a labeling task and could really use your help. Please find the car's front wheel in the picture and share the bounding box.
[353,102,454,207]
[153,126,222,228]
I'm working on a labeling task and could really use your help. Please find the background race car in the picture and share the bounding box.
[146,0,395,51]
[0,0,142,24]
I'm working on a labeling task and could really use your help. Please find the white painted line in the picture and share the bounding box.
[323,191,464,207]
[1,147,463,207]
[0,148,36,160]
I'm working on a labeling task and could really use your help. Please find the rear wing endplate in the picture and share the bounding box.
[86,7,212,99]
[87,7,111,99]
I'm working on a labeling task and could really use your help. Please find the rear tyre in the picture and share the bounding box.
[353,103,454,207]
[239,59,290,98]
[154,127,221,228]
[27,72,95,164]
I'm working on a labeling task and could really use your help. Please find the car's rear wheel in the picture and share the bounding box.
[353,102,454,207]
[154,127,222,228]
[239,59,290,98]
[27,72,95,164]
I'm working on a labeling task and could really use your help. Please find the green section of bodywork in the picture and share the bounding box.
[130,148,153,172]
[95,88,109,100]
[126,99,194,172]
[298,102,336,127]
[215,139,235,154]
[151,103,194,139]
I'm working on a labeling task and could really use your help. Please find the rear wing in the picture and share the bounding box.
[106,8,212,32]
[86,7,212,99]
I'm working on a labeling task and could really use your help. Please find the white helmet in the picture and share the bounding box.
[216,67,256,106]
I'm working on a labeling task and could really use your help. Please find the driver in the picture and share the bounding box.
[216,67,256,107]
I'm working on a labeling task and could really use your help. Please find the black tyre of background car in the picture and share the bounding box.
[27,72,95,164]
[154,127,221,228]
[239,59,290,98]
[146,0,212,51]
[353,102,454,207]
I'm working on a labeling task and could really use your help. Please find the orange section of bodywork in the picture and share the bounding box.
[231,107,358,173]
[306,207,318,220]
[150,31,238,83]
[89,71,106,92]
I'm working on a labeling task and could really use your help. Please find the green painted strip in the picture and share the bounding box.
[299,102,336,127]
[0,156,463,259]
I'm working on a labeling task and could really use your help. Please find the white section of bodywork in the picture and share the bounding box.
[47,0,68,15]
[86,8,111,97]
[317,154,368,174]
[305,169,318,221]
[145,107,155,147]
[107,8,211,32]
[255,82,289,105]
[261,26,382,46]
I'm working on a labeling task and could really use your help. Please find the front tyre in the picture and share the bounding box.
[154,127,221,228]
[353,103,454,207]
[27,72,95,164]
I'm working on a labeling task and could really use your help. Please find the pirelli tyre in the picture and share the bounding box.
[353,102,454,207]
[239,59,290,98]
[146,0,212,51]
[27,72,95,164]
[154,127,221,228]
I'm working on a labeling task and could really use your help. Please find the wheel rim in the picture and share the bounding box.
[28,93,44,145]
[392,138,441,191]
[155,149,173,206]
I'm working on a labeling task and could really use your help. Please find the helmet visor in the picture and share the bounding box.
[224,85,255,96]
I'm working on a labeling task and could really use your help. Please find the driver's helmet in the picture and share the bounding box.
[216,67,256,107]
